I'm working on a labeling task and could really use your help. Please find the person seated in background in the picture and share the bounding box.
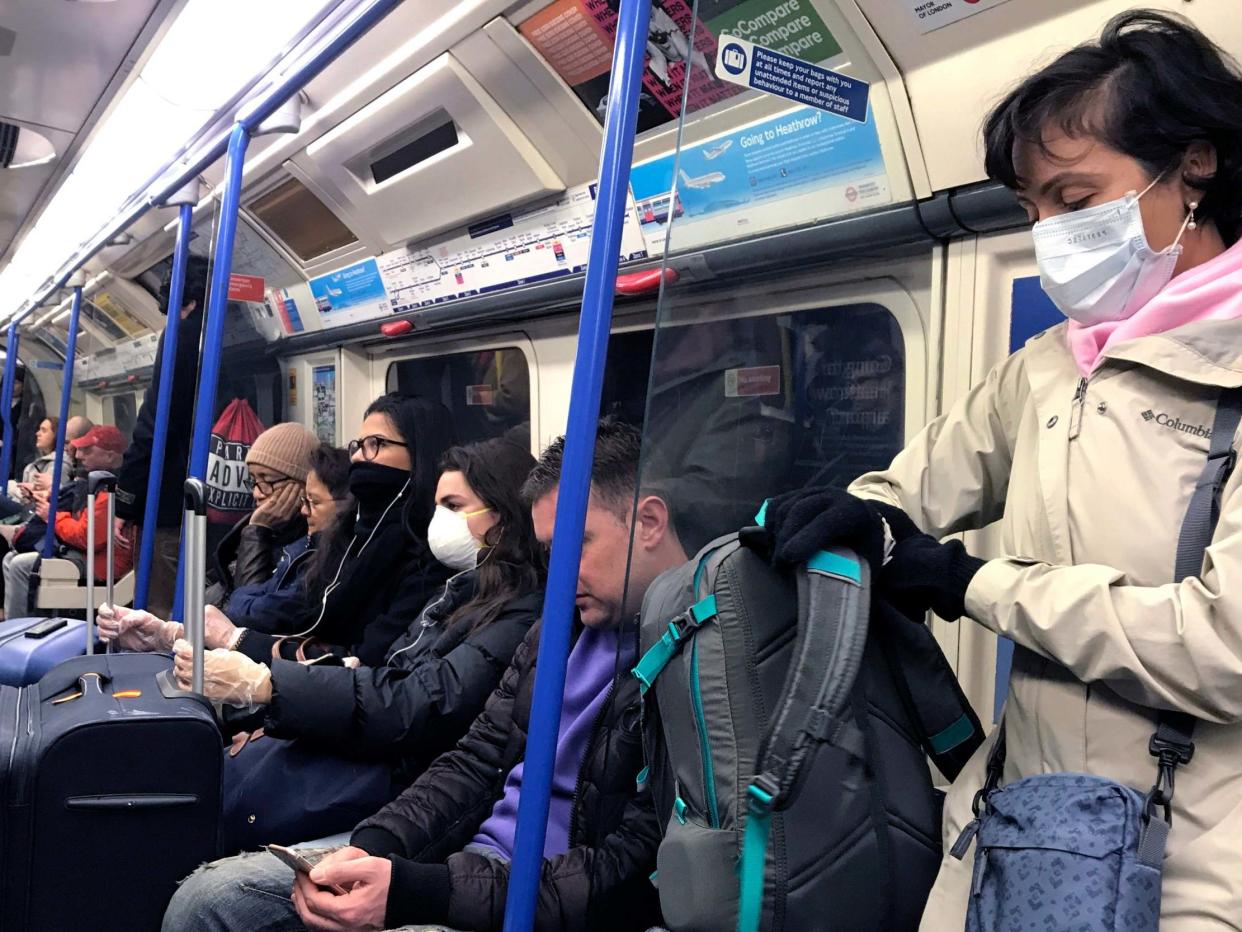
[106,394,455,667]
[223,443,351,634]
[163,419,682,932]
[101,443,353,647]
[208,423,321,610]
[179,437,546,853]
[9,417,69,497]
[2,426,133,618]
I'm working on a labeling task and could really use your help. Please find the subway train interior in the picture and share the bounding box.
[0,0,1237,929]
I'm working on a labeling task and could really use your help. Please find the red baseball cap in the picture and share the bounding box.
[70,425,126,454]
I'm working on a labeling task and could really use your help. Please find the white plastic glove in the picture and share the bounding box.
[203,604,240,650]
[97,604,182,652]
[173,639,272,709]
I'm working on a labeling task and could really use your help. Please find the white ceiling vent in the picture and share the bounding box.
[289,52,564,252]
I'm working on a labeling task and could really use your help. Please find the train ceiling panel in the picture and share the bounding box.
[848,0,1241,191]
[0,0,175,264]
[289,51,565,254]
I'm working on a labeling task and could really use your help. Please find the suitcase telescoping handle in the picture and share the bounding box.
[182,478,207,694]
[85,470,117,656]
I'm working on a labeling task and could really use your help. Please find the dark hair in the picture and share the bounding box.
[301,445,355,599]
[159,254,210,315]
[440,438,546,631]
[363,393,455,548]
[521,418,642,518]
[308,443,351,500]
[983,10,1242,244]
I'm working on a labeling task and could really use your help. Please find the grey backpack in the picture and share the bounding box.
[636,531,980,932]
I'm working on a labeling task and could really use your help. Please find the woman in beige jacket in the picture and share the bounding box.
[763,10,1242,929]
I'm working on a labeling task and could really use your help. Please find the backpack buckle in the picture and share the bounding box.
[747,773,780,812]
[1148,733,1194,766]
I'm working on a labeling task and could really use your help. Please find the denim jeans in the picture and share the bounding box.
[161,833,463,932]
[3,550,37,618]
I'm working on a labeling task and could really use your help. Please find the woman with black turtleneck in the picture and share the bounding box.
[202,394,455,669]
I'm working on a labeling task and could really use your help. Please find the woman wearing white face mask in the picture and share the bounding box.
[759,11,1242,929]
[199,437,547,854]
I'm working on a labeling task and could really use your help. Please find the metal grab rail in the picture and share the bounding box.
[41,284,83,557]
[0,324,19,491]
[133,201,195,611]
[500,0,650,928]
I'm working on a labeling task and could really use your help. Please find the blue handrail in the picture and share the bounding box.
[42,285,83,557]
[500,1,651,928]
[172,124,250,622]
[0,324,20,491]
[134,203,194,610]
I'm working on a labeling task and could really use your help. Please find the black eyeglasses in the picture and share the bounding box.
[243,474,296,496]
[301,495,348,511]
[347,435,409,461]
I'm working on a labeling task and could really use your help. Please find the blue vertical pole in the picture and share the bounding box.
[42,285,83,557]
[0,324,19,491]
[134,202,194,610]
[173,123,250,621]
[501,1,650,928]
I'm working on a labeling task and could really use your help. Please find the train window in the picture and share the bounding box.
[386,347,530,448]
[111,393,137,440]
[247,176,358,262]
[600,329,655,427]
[639,303,904,554]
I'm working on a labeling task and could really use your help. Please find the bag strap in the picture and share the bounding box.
[738,548,869,932]
[1146,386,1242,826]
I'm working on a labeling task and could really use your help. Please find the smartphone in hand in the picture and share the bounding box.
[265,844,348,894]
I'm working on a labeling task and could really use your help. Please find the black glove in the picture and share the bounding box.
[761,486,888,569]
[879,533,985,622]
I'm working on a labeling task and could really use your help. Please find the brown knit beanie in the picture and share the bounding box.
[245,423,320,483]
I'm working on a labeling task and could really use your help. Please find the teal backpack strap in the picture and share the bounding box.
[632,594,718,694]
[736,546,871,932]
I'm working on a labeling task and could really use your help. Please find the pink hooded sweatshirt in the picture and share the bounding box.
[1068,237,1242,376]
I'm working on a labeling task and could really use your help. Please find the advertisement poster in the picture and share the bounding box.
[377,183,647,314]
[312,365,336,444]
[903,0,1014,34]
[309,259,391,326]
[268,287,305,334]
[520,0,743,132]
[630,105,890,253]
[716,36,869,121]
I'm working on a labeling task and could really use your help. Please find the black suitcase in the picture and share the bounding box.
[0,479,223,931]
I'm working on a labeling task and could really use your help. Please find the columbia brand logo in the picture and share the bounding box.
[1142,410,1212,438]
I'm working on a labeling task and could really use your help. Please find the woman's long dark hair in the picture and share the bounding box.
[441,438,546,632]
[301,444,354,597]
[364,393,455,551]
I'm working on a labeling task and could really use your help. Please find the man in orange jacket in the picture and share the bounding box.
[2,426,133,617]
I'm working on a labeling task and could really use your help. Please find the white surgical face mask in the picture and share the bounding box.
[427,505,486,571]
[1032,175,1195,326]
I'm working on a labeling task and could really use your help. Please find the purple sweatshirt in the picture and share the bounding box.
[471,624,622,859]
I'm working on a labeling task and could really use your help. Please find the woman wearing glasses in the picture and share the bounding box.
[104,394,455,669]
[221,444,352,635]
[210,423,320,610]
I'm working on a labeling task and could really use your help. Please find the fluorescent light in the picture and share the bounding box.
[0,0,338,321]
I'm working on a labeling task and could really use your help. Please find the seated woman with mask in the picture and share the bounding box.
[177,438,546,851]
[102,394,455,668]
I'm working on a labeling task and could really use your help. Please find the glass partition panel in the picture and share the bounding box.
[387,346,531,449]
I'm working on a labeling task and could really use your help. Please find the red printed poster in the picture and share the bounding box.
[520,0,743,134]
[227,273,266,302]
[725,365,782,397]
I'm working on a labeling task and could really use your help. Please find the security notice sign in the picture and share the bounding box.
[905,0,1013,34]
[715,36,868,122]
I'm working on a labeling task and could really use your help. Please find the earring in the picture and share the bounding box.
[1188,200,1199,231]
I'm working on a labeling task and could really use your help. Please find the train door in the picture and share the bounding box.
[943,228,1056,723]
[371,333,539,453]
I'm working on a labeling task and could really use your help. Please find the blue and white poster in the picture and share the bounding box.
[630,105,890,253]
[716,36,869,122]
[309,259,391,326]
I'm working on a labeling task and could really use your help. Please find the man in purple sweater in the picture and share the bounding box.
[164,420,687,932]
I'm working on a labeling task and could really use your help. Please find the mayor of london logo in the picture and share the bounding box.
[1142,409,1211,438]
